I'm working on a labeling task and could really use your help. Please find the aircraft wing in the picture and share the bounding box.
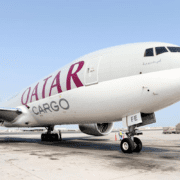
[0,108,22,123]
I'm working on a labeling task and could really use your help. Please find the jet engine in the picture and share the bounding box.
[79,123,113,136]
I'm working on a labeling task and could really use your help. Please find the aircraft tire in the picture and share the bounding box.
[133,137,142,153]
[58,131,62,141]
[120,138,134,153]
[41,133,59,142]
[50,134,58,141]
[41,133,48,141]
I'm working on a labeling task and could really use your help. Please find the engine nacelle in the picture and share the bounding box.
[79,123,113,136]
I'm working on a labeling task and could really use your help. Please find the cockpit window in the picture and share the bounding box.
[155,47,168,55]
[167,47,180,52]
[144,48,154,57]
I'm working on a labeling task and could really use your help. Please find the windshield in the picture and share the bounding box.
[144,48,154,57]
[155,47,168,55]
[167,47,180,52]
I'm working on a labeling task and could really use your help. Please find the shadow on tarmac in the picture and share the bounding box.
[1,136,180,172]
[0,136,178,153]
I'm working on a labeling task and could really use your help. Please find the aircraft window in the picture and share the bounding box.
[155,47,168,55]
[167,47,180,52]
[144,48,153,57]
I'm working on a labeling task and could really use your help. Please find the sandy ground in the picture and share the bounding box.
[0,130,180,180]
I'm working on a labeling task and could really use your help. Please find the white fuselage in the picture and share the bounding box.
[2,42,180,127]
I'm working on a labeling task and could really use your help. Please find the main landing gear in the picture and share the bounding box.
[41,126,62,142]
[120,126,143,153]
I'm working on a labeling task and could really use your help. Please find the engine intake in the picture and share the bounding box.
[79,123,113,136]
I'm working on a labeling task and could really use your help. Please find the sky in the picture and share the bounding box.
[0,0,180,129]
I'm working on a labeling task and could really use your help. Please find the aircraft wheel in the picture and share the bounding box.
[41,133,59,142]
[59,131,62,141]
[49,133,59,141]
[120,138,134,153]
[51,134,58,141]
[41,134,46,141]
[133,137,142,153]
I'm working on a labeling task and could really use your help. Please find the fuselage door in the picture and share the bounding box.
[85,56,101,86]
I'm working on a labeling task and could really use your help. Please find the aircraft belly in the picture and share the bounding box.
[27,68,180,126]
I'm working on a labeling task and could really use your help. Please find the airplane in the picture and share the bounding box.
[0,42,180,153]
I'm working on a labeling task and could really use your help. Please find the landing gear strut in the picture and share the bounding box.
[120,125,142,153]
[41,126,62,142]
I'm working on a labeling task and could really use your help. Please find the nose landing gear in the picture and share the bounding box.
[120,138,134,153]
[41,126,62,142]
[120,126,143,153]
[133,137,142,152]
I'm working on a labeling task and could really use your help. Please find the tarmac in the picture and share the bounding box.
[0,130,180,180]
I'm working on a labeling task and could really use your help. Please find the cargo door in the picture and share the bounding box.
[85,56,101,86]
